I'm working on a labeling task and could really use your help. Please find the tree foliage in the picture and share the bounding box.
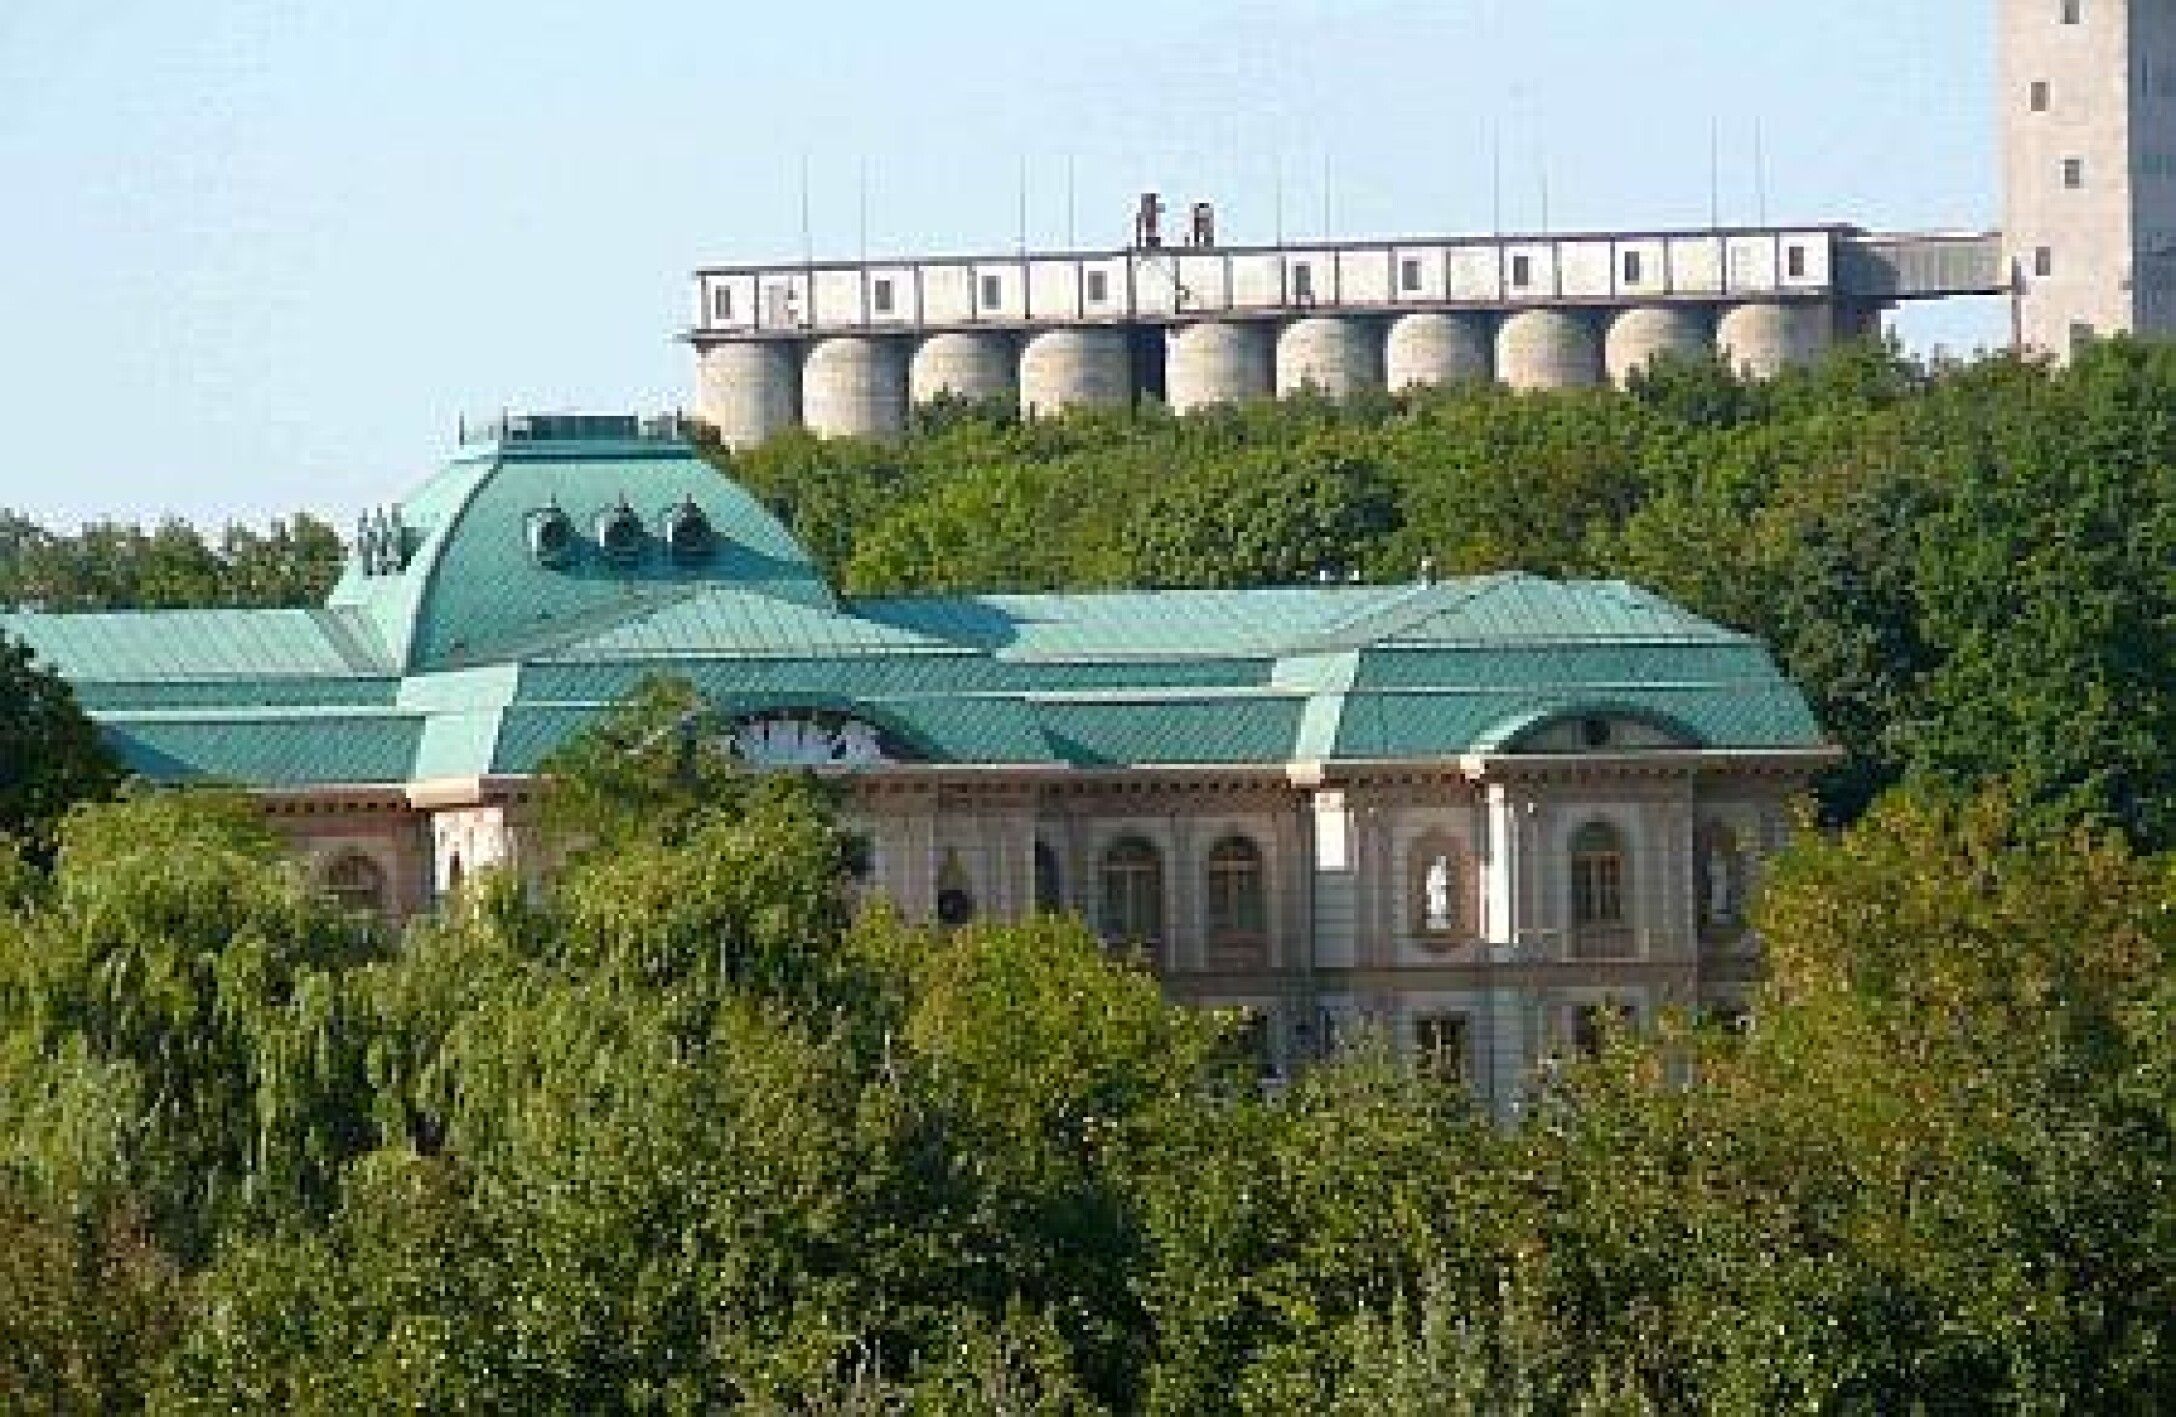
[0,632,119,858]
[0,511,343,612]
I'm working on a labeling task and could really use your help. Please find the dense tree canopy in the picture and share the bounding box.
[0,511,342,612]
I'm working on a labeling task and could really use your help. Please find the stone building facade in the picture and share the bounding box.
[4,415,1836,1117]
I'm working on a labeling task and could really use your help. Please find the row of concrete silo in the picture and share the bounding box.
[695,301,1837,446]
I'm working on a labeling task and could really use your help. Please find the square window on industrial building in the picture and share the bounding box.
[2036,245,2055,277]
[1400,257,1423,292]
[1511,254,1532,287]
[1086,269,1109,304]
[1292,263,1315,302]
[980,274,1003,309]
[2064,157,2085,188]
[872,279,895,315]
[2031,79,2051,110]
[712,286,733,321]
[1621,250,1643,285]
[2061,0,2080,21]
[1786,244,1807,278]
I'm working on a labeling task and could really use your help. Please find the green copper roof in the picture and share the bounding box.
[323,431,832,674]
[2,607,390,681]
[104,713,425,788]
[2,421,1832,787]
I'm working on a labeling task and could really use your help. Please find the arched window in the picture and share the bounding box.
[324,852,388,918]
[935,848,976,927]
[1033,840,1065,915]
[1205,835,1268,970]
[1695,820,1743,935]
[1100,837,1165,957]
[1408,833,1466,944]
[1570,822,1629,956]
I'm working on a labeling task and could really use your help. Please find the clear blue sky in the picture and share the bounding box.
[0,0,2002,528]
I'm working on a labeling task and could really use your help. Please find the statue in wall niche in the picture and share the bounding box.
[1704,835,1738,927]
[935,848,976,928]
[1424,854,1456,934]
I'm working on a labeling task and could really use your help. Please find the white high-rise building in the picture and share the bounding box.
[2004,0,2176,358]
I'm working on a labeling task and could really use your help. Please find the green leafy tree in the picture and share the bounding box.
[0,791,389,1256]
[1119,444,1399,588]
[0,632,119,858]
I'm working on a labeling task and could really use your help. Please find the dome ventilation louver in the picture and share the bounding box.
[596,499,645,565]
[663,498,714,564]
[527,505,578,568]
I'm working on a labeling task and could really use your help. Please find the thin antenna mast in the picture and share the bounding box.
[1537,140,1550,232]
[857,158,869,265]
[1065,156,1077,248]
[1491,122,1503,235]
[799,154,813,266]
[1321,149,1333,239]
[1708,119,1721,229]
[1753,119,1769,226]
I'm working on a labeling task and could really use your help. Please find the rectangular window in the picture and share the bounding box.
[2061,0,2080,21]
[1511,253,1532,287]
[1400,256,1423,292]
[1786,244,1807,279]
[1621,250,1643,285]
[1572,855,1624,927]
[1291,262,1315,302]
[1414,1014,1470,1085]
[872,278,894,315]
[2036,245,2055,277]
[712,286,733,321]
[980,274,1003,310]
[2064,157,2085,188]
[2031,79,2051,111]
[1085,268,1109,304]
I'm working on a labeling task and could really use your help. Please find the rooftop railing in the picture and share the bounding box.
[457,412,689,447]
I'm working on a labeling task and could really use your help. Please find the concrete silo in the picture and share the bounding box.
[1385,311,1494,390]
[1165,320,1273,412]
[802,336,909,441]
[1716,302,1833,379]
[1496,309,1603,391]
[909,332,1018,408]
[1019,328,1135,417]
[695,341,800,449]
[1276,316,1385,398]
[1604,307,1713,387]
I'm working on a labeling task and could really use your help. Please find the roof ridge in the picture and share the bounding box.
[1305,573,1521,650]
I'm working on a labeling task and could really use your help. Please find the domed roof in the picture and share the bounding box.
[325,414,833,673]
